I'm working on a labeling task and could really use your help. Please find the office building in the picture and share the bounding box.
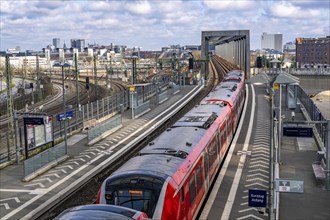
[283,42,296,53]
[53,38,60,49]
[261,32,283,52]
[71,39,85,52]
[296,36,330,66]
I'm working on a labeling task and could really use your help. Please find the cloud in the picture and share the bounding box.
[203,0,255,10]
[268,1,321,18]
[0,0,329,51]
[125,0,152,15]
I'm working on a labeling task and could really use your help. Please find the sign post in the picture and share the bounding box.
[248,189,267,208]
[275,179,304,193]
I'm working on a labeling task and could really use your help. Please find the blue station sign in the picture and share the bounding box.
[57,111,74,121]
[248,189,267,208]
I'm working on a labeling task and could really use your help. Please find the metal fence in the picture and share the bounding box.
[0,82,170,164]
[0,90,129,164]
[297,86,327,146]
[267,68,330,76]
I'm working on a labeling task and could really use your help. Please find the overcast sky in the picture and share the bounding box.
[1,0,329,52]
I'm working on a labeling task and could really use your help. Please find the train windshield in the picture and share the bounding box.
[105,175,164,217]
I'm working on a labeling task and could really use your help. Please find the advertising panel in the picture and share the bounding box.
[24,116,54,157]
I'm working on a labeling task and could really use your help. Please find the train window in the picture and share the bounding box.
[181,188,185,202]
[105,175,164,217]
[196,165,203,191]
[189,174,196,206]
[110,189,152,216]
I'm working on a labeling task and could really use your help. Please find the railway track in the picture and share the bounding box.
[0,78,129,163]
[36,57,233,219]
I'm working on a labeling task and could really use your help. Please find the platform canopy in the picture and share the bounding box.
[273,73,299,85]
[246,73,271,84]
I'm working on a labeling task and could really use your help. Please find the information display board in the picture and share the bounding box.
[24,116,53,158]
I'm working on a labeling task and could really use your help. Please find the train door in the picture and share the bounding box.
[203,151,209,188]
[220,123,227,158]
[187,161,205,220]
[178,185,188,220]
[206,135,218,181]
[226,114,233,143]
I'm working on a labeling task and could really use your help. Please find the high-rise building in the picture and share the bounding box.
[53,38,60,49]
[261,32,283,52]
[296,36,330,66]
[283,42,296,53]
[71,39,85,52]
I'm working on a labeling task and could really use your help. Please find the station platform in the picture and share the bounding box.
[0,84,203,220]
[277,92,330,219]
[201,84,330,220]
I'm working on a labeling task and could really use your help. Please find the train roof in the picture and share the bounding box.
[112,154,183,180]
[174,104,225,128]
[201,70,244,106]
[226,70,244,78]
[201,81,239,104]
[112,102,229,180]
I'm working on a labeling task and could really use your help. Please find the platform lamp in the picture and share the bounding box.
[131,53,138,84]
[53,61,71,154]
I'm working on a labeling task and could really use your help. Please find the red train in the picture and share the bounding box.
[96,70,246,219]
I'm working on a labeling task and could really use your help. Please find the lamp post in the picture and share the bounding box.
[155,55,159,104]
[188,52,194,84]
[53,61,71,154]
[0,72,3,92]
[131,53,138,84]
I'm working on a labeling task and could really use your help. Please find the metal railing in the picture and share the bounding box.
[0,82,172,164]
[0,90,129,163]
[296,86,327,146]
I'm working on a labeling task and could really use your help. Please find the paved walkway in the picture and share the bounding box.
[278,87,330,220]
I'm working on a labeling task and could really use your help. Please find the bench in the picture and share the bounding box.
[312,159,326,181]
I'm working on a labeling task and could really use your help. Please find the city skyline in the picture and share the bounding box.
[1,0,329,52]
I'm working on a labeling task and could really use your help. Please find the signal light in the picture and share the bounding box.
[256,57,262,68]
[86,77,90,90]
[189,58,194,70]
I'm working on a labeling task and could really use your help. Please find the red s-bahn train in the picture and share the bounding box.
[96,70,246,219]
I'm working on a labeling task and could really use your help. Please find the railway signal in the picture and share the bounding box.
[86,77,90,90]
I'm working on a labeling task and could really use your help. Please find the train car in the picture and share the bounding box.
[54,204,148,220]
[96,70,245,219]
